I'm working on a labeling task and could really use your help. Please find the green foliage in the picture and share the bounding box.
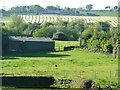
[88,38,101,49]
[2,26,13,52]
[46,26,57,38]
[2,45,118,88]
[114,28,120,39]
[42,22,53,28]
[86,4,93,11]
[93,22,110,37]
[2,14,119,54]
[2,29,9,52]
[56,20,68,27]
[82,27,93,40]
[32,28,49,37]
[99,22,110,32]
[103,40,113,53]
[6,14,28,35]
[87,26,112,52]
[46,5,60,10]
[10,5,44,14]
[116,39,120,47]
[82,27,93,46]
[23,29,32,36]
[53,32,68,41]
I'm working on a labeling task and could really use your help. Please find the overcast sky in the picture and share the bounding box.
[0,0,119,10]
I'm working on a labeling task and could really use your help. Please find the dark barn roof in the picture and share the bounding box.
[9,36,54,42]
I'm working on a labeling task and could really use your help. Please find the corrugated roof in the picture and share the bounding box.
[9,36,54,42]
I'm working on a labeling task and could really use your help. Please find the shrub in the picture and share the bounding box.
[32,28,49,37]
[103,41,113,53]
[52,32,68,41]
[87,38,101,49]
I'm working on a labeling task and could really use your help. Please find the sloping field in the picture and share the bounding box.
[2,41,118,88]
[19,15,118,27]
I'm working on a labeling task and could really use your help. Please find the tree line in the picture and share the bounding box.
[1,4,119,16]
[2,14,120,57]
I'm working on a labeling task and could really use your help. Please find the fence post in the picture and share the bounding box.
[93,71,96,79]
[59,46,60,51]
[79,72,82,78]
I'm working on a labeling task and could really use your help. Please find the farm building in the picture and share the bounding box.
[8,36,55,52]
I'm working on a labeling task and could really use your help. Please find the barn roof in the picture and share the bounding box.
[9,36,54,42]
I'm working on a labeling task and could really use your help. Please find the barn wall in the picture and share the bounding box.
[9,41,20,51]
[9,41,55,52]
[25,41,55,52]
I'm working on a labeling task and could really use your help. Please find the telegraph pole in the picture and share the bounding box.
[79,27,82,47]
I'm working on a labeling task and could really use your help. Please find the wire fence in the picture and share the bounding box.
[51,70,118,81]
[55,46,64,51]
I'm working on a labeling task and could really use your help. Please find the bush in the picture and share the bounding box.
[52,32,68,41]
[87,38,101,49]
[32,28,49,37]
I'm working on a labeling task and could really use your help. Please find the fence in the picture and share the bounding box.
[55,46,64,51]
[50,70,118,82]
[55,46,80,51]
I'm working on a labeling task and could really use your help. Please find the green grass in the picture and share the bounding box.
[55,41,79,50]
[81,11,118,16]
[91,11,118,16]
[2,16,12,22]
[1,41,118,88]
[2,10,118,22]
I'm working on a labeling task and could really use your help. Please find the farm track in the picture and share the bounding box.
[19,15,118,27]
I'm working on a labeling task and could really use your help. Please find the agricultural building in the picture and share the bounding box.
[8,36,55,52]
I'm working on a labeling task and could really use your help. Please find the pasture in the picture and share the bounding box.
[1,41,118,88]
[80,11,118,17]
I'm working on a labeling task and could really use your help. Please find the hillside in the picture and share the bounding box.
[2,41,118,88]
[1,14,118,27]
[20,15,118,27]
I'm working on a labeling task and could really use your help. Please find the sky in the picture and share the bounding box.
[0,0,119,10]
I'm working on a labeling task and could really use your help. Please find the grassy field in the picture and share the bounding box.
[1,16,12,22]
[91,11,118,16]
[1,11,118,27]
[81,11,118,16]
[1,41,118,88]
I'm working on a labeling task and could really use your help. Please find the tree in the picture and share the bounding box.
[52,32,68,41]
[67,22,79,41]
[2,26,13,52]
[113,6,118,10]
[82,27,93,46]
[46,26,57,38]
[77,7,84,12]
[64,7,71,11]
[75,20,85,47]
[32,28,49,37]
[86,4,93,11]
[46,6,59,10]
[99,22,110,32]
[6,14,28,35]
[104,6,111,10]
[10,5,44,14]
[29,5,44,14]
[42,22,53,28]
